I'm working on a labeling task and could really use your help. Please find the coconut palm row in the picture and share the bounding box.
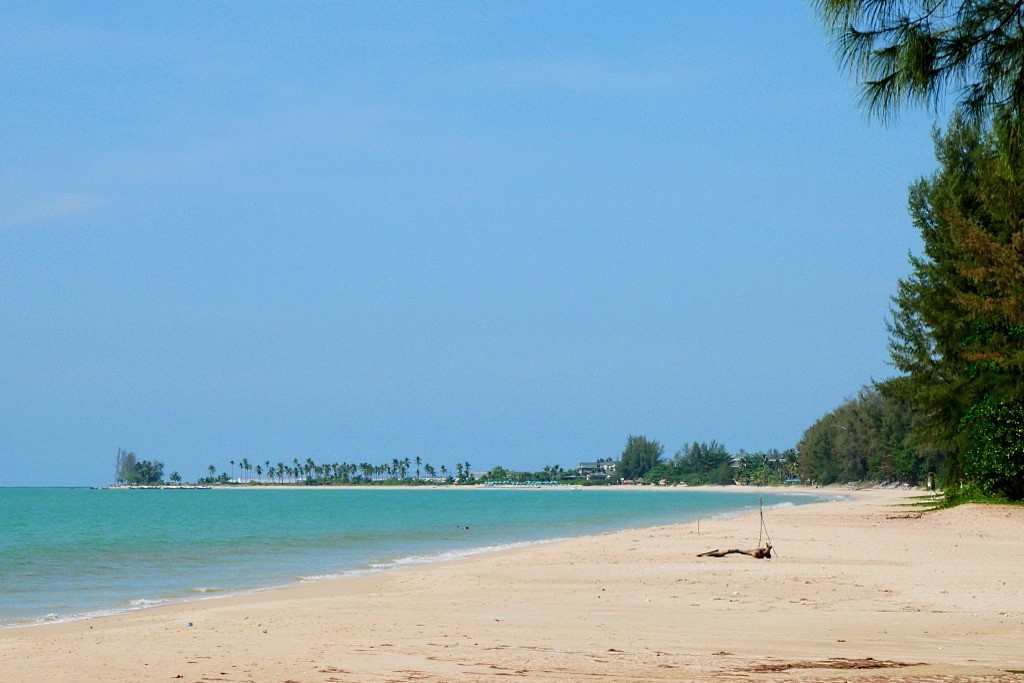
[202,456,474,484]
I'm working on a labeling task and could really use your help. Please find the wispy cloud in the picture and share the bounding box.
[0,193,109,231]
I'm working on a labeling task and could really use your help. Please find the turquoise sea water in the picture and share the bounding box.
[0,487,817,626]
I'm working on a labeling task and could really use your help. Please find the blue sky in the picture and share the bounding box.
[1,3,942,485]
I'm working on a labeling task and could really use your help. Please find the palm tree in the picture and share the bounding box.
[441,464,449,481]
[784,450,799,481]
[207,465,216,480]
[255,464,262,482]
[415,456,422,480]
[464,462,472,482]
[170,471,182,483]
[425,464,436,479]
[229,459,235,482]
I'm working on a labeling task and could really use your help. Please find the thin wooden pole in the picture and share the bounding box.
[758,497,764,547]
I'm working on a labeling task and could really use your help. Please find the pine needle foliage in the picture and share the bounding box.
[886,114,1024,495]
[814,1,1024,131]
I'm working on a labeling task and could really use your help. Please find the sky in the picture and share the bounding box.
[1,3,945,486]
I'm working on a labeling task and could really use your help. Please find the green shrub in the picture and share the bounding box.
[962,399,1024,500]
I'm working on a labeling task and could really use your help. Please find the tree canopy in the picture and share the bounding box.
[798,385,943,484]
[885,116,1024,493]
[815,0,1024,131]
[815,2,1024,500]
[115,450,165,485]
[670,441,735,485]
[617,435,664,480]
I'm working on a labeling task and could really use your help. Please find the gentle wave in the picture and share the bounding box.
[369,537,560,570]
[298,537,560,581]
[5,601,168,630]
[128,598,166,608]
[1,487,825,628]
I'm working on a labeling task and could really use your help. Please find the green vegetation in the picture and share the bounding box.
[114,449,165,485]
[797,385,944,485]
[643,443,797,486]
[617,435,664,480]
[606,437,798,486]
[643,441,730,485]
[477,464,571,484]
[118,435,807,488]
[732,449,800,486]
[194,457,475,486]
[962,398,1024,499]
[885,117,1024,498]
[815,0,1024,131]
[936,482,1024,507]
[812,1,1024,502]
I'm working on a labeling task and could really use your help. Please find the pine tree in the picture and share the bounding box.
[887,115,1024,495]
[815,1,1024,134]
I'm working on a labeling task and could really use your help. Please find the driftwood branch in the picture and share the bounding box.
[697,544,772,559]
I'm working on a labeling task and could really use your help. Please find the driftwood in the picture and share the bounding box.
[697,543,772,559]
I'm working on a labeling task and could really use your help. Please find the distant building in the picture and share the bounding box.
[577,458,617,481]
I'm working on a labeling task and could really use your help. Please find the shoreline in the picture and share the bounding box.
[3,488,830,630]
[4,488,1020,681]
[0,535,574,632]
[99,482,866,495]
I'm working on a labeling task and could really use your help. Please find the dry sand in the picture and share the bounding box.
[1,487,1022,682]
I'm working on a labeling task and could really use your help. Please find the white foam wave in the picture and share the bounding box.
[298,573,345,581]
[128,598,166,608]
[370,538,560,570]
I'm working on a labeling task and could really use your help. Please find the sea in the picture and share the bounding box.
[0,487,820,627]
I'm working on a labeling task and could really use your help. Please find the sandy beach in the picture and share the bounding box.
[2,487,1022,682]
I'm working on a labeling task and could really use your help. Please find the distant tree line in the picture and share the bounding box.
[115,440,806,489]
[612,436,797,486]
[196,456,474,486]
[477,464,572,484]
[797,385,943,486]
[114,448,166,485]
